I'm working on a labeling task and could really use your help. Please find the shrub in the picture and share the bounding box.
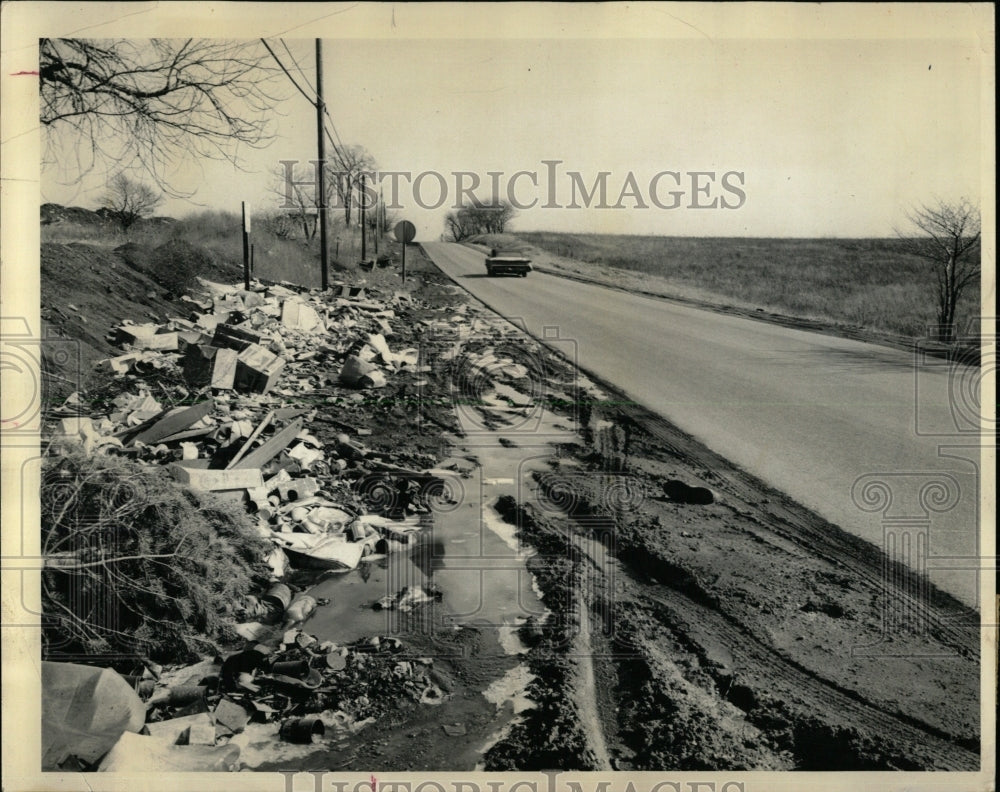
[41,451,272,664]
[147,238,216,296]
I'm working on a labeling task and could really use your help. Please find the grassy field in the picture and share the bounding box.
[473,231,980,340]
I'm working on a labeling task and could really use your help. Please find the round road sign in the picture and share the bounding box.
[393,221,416,243]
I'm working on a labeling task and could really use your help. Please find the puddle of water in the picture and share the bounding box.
[294,390,577,764]
[483,664,536,715]
[301,547,432,645]
[497,618,529,655]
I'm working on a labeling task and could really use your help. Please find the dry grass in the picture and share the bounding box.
[41,450,272,663]
[41,209,393,290]
[503,232,980,339]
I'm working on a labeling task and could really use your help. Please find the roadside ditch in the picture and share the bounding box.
[38,245,980,772]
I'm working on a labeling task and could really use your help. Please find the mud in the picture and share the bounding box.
[480,383,980,770]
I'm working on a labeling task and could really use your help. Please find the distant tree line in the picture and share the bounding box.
[444,200,517,242]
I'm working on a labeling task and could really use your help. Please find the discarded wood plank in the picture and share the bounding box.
[131,400,214,447]
[212,324,261,352]
[157,425,216,444]
[367,460,433,479]
[114,410,168,439]
[170,464,263,492]
[231,419,303,470]
[226,411,275,469]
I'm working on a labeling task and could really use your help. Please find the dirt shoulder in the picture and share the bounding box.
[481,387,979,770]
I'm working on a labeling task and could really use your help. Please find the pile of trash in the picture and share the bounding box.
[48,278,458,581]
[42,623,450,771]
[40,273,555,770]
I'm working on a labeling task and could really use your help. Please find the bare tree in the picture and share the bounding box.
[897,198,981,342]
[256,210,297,241]
[471,200,517,233]
[40,38,285,193]
[443,199,518,241]
[444,209,475,242]
[269,165,318,240]
[101,173,163,232]
[329,145,377,225]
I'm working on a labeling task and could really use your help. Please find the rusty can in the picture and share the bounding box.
[279,716,325,744]
[270,659,310,678]
[262,583,292,614]
[167,685,207,706]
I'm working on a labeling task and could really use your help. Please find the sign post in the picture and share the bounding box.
[241,201,251,291]
[393,221,417,284]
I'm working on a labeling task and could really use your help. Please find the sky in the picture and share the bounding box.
[24,4,993,240]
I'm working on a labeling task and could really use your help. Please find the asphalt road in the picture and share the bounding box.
[422,241,983,607]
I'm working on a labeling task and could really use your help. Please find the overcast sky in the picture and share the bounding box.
[22,4,992,239]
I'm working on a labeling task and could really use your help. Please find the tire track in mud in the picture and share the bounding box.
[570,598,612,769]
[556,510,978,770]
[628,573,979,769]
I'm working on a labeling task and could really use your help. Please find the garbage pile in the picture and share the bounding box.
[41,273,552,770]
[48,278,459,581]
[42,623,451,771]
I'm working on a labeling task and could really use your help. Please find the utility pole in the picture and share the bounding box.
[373,191,379,257]
[315,39,329,290]
[360,173,367,262]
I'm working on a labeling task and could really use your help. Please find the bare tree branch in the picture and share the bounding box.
[41,38,288,195]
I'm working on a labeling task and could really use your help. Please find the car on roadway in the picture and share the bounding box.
[484,248,532,277]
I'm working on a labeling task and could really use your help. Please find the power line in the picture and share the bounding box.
[260,38,315,107]
[280,39,318,97]
[323,106,347,152]
[260,38,365,197]
[261,38,349,169]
